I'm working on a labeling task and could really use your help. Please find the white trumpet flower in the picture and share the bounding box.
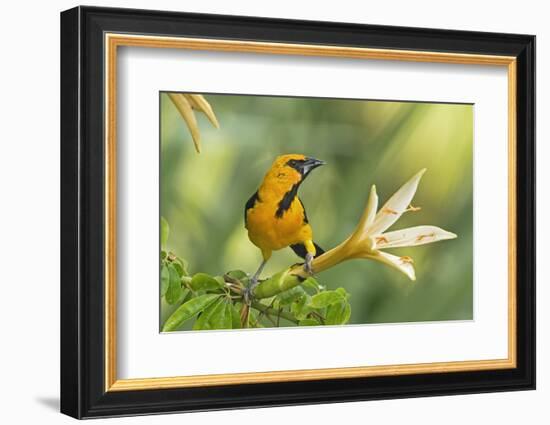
[300,169,457,281]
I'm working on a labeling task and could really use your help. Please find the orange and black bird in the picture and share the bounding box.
[244,154,326,295]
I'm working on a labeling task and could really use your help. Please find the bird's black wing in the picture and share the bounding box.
[298,197,309,223]
[290,196,323,258]
[290,242,325,259]
[244,190,260,227]
[275,183,299,218]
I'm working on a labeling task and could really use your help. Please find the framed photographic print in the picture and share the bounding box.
[60,6,535,419]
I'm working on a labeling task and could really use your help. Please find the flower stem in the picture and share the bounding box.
[252,239,354,299]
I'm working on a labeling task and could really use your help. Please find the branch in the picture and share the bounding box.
[252,244,349,299]
[251,301,299,324]
[252,170,457,299]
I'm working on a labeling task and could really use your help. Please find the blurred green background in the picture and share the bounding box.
[160,93,473,325]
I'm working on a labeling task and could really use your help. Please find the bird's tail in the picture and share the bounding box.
[290,242,325,259]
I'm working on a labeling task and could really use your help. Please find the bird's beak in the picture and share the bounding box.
[302,157,326,175]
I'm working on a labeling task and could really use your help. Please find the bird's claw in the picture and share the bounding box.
[244,277,258,304]
[243,287,252,304]
[304,253,314,275]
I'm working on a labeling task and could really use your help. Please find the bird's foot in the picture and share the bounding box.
[304,253,315,275]
[244,277,259,304]
[243,287,252,304]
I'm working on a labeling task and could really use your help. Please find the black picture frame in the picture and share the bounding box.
[60,5,535,419]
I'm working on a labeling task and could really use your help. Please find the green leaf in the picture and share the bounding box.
[180,288,191,304]
[326,301,352,325]
[208,299,233,330]
[160,217,170,247]
[276,286,306,306]
[165,264,183,304]
[299,318,321,326]
[160,265,170,297]
[308,291,344,309]
[248,309,262,328]
[161,250,167,261]
[335,287,349,299]
[173,257,189,276]
[214,276,226,286]
[302,277,321,292]
[192,299,221,330]
[226,270,248,282]
[291,294,313,320]
[192,298,231,330]
[342,303,351,324]
[171,261,185,277]
[162,294,221,331]
[190,273,223,291]
[231,303,241,329]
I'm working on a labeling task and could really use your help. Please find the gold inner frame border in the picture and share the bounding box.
[104,33,517,392]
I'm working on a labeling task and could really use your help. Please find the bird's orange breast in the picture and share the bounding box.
[246,196,312,252]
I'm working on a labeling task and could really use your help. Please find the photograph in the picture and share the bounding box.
[160,92,472,332]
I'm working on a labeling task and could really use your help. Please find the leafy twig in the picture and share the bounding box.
[251,301,299,324]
